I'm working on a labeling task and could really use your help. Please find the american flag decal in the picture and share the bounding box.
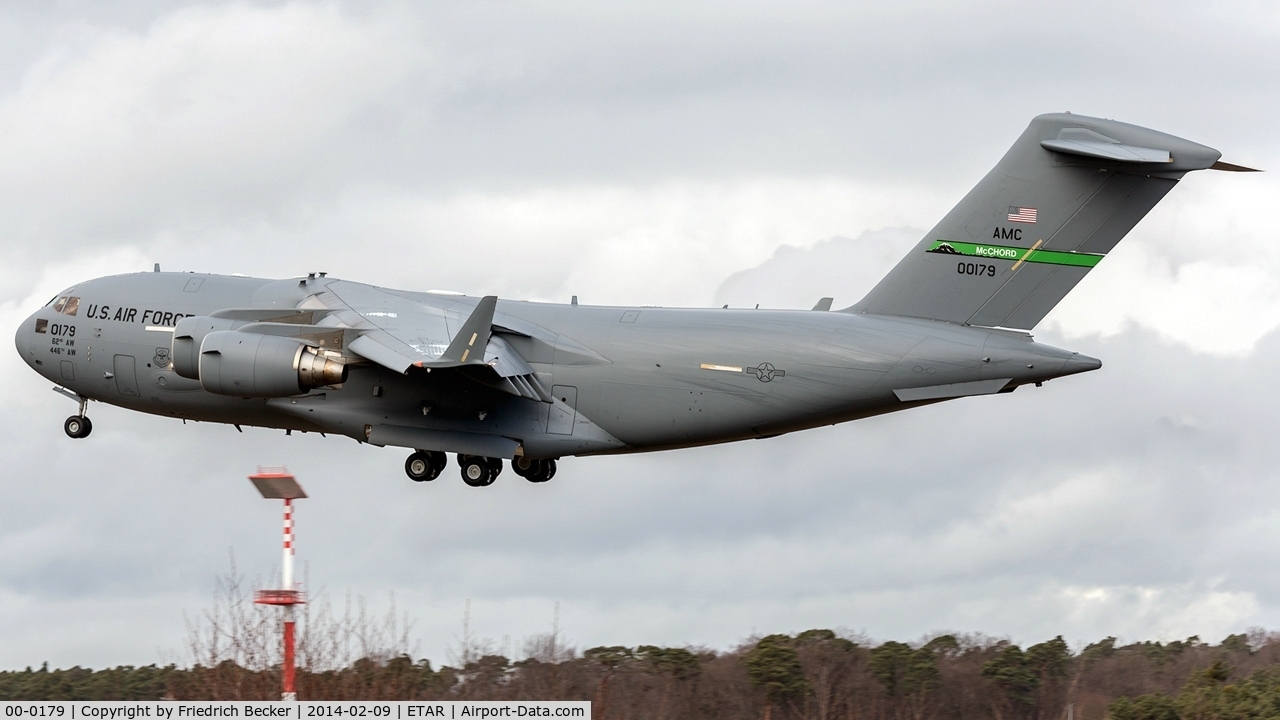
[1008,206,1037,224]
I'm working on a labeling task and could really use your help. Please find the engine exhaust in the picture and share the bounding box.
[296,346,348,390]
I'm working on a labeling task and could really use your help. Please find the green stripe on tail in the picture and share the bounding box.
[927,240,1104,268]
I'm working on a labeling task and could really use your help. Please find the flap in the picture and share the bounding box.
[485,334,537,379]
[474,334,552,402]
[348,332,419,373]
[348,321,552,401]
[894,377,1013,402]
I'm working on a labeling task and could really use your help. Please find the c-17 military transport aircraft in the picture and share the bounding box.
[15,114,1255,486]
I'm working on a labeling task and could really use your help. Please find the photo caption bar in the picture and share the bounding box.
[1,702,589,719]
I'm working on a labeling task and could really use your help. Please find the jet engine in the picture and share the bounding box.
[198,330,347,397]
[171,315,236,379]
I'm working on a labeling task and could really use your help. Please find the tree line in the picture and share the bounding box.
[5,629,1280,719]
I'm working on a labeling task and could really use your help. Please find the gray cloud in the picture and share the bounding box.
[714,227,919,310]
[0,0,1277,669]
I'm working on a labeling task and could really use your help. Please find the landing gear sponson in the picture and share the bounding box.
[403,451,558,486]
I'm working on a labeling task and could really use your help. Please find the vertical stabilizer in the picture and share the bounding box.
[852,113,1225,329]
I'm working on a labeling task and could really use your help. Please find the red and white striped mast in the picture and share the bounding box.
[249,467,308,702]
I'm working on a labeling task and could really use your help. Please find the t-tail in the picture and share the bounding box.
[851,113,1256,329]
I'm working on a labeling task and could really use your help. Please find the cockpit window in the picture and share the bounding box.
[44,295,59,308]
[51,296,80,315]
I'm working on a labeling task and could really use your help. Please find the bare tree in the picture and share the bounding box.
[182,555,418,700]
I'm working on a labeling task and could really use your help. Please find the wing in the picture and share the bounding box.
[310,280,553,403]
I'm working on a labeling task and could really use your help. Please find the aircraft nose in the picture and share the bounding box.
[14,312,38,368]
[1061,352,1102,376]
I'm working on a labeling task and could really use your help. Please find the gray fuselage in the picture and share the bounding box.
[15,272,1098,459]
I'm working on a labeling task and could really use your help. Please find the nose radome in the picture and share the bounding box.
[1061,352,1103,376]
[14,313,33,359]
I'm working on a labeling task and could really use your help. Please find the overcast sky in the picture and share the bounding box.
[2,0,1280,670]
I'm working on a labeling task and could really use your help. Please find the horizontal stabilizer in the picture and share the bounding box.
[894,377,1013,402]
[1040,138,1170,163]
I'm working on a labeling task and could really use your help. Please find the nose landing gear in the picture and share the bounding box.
[64,415,92,439]
[62,392,92,439]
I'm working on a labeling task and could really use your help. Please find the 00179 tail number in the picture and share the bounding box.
[958,262,996,277]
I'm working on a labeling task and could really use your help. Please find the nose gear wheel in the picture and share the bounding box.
[64,415,92,439]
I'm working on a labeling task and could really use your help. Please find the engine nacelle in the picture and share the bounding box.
[172,316,237,379]
[198,330,347,397]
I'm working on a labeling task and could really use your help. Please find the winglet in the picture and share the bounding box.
[441,296,498,364]
[811,297,834,311]
[1210,160,1261,172]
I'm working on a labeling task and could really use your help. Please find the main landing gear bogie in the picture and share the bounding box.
[405,452,559,486]
[404,450,447,482]
[512,457,557,483]
[458,454,500,487]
